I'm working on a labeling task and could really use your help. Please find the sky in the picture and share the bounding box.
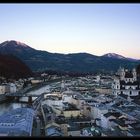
[0,4,140,59]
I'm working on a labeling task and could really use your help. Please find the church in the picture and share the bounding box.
[112,67,140,101]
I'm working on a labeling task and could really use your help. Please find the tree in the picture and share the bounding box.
[136,64,140,76]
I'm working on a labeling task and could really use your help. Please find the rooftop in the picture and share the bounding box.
[45,126,62,136]
[81,126,101,136]
[42,104,54,114]
[63,102,79,111]
[120,80,140,85]
[0,107,34,136]
[104,111,122,118]
[125,72,133,78]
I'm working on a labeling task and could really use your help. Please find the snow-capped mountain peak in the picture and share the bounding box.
[15,41,28,47]
[0,40,35,52]
[102,53,126,59]
[0,40,30,48]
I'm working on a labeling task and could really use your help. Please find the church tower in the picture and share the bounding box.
[132,68,137,81]
[120,68,125,80]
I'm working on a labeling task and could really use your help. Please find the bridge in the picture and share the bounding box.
[5,88,44,104]
[5,85,39,96]
[5,91,45,111]
[5,92,39,103]
[5,92,40,97]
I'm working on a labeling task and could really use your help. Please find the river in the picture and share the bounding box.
[0,84,52,116]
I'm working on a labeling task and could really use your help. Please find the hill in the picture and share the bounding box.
[0,54,33,79]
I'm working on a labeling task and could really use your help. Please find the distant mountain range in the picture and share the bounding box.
[0,40,139,73]
[0,54,33,79]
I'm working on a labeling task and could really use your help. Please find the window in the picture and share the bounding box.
[130,91,132,95]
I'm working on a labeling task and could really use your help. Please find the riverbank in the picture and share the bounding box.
[24,78,63,94]
[0,94,12,103]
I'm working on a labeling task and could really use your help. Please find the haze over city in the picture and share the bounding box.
[0,4,140,59]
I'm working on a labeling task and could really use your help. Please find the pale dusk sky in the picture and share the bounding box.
[0,4,140,59]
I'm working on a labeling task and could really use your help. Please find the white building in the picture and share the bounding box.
[9,83,17,93]
[0,83,17,94]
[100,111,122,129]
[112,68,140,100]
[31,79,43,84]
[0,84,10,94]
[96,75,100,83]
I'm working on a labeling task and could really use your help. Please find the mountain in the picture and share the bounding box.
[126,58,139,62]
[0,40,139,73]
[0,54,33,79]
[102,53,139,62]
[0,40,35,53]
[102,53,126,59]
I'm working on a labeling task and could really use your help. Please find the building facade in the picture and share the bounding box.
[112,68,140,100]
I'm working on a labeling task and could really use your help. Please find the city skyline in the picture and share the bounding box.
[0,4,140,59]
